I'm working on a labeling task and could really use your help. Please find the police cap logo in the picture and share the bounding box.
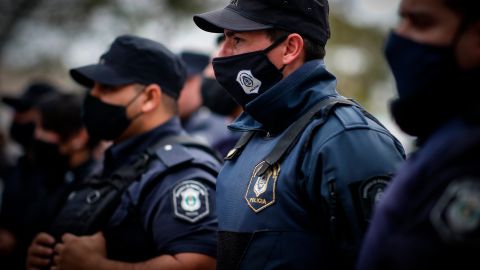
[173,180,210,223]
[230,0,239,6]
[431,178,480,243]
[236,70,262,95]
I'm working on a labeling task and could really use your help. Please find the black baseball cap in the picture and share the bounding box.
[70,35,187,99]
[2,82,58,112]
[180,51,210,76]
[193,0,330,46]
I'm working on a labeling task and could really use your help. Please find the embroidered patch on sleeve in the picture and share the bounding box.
[350,177,390,228]
[430,178,480,243]
[173,180,210,223]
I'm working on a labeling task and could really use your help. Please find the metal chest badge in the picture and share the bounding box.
[245,161,281,212]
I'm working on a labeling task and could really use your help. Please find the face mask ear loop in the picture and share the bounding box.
[125,86,147,108]
[126,86,148,120]
[264,34,290,74]
[263,34,290,53]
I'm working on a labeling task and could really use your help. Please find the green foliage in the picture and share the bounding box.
[327,14,389,106]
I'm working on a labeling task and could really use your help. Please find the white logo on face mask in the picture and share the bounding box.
[236,70,262,95]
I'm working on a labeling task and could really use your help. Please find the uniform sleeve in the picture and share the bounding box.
[140,173,218,257]
[302,127,405,244]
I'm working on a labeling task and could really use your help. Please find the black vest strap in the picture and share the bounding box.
[256,96,354,176]
[225,130,255,160]
[48,134,219,239]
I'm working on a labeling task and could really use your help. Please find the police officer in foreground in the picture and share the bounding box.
[357,1,480,269]
[193,0,406,269]
[26,35,220,270]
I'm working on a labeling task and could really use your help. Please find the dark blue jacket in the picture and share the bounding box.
[99,117,220,262]
[182,107,240,157]
[357,118,480,270]
[216,60,405,270]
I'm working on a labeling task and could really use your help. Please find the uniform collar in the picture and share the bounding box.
[229,60,338,133]
[102,117,183,177]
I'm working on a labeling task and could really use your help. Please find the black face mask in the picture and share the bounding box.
[212,36,288,108]
[385,31,480,138]
[82,90,143,141]
[32,139,69,185]
[10,121,35,150]
[201,77,239,116]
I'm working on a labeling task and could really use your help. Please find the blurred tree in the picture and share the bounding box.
[0,0,393,113]
[0,0,222,83]
[326,13,389,105]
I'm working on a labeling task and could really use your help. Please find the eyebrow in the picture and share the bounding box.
[224,30,238,37]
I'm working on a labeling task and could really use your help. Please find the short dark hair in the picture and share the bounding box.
[38,93,100,149]
[444,0,480,23]
[266,29,326,62]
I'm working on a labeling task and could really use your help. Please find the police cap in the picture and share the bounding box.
[70,35,187,99]
[193,0,330,46]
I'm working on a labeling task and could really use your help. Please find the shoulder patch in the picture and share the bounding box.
[173,180,210,223]
[350,176,390,227]
[431,178,480,243]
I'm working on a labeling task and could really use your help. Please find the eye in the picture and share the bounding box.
[410,15,434,29]
[399,11,435,31]
[233,37,241,45]
[98,84,116,93]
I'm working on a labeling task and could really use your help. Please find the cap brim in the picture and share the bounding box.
[1,97,32,111]
[194,7,273,33]
[70,64,136,88]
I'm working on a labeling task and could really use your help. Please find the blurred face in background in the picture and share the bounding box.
[396,0,480,68]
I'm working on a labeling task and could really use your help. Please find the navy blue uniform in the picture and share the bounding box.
[216,60,405,269]
[357,119,480,270]
[182,107,240,157]
[90,117,219,261]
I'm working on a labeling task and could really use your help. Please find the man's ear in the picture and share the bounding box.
[282,33,304,65]
[141,84,162,113]
[460,20,480,68]
[70,128,89,150]
[471,21,480,65]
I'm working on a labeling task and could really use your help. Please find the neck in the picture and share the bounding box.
[69,148,91,168]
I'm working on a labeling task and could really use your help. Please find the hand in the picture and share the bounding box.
[26,232,55,270]
[52,232,107,270]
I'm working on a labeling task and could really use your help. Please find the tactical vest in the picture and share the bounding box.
[48,135,221,240]
[218,96,404,270]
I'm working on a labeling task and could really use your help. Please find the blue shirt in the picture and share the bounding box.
[357,119,480,270]
[182,107,240,157]
[216,60,405,269]
[101,117,220,261]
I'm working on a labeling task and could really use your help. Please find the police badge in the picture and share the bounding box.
[173,180,210,223]
[431,179,480,243]
[245,161,281,212]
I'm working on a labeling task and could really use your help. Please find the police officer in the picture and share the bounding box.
[357,1,480,269]
[178,50,236,156]
[0,82,58,270]
[24,93,101,250]
[193,0,406,269]
[26,35,220,270]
